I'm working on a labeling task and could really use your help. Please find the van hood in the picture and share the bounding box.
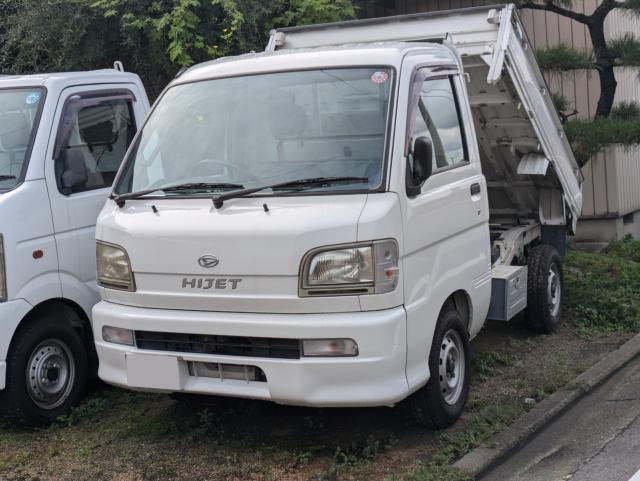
[97,194,371,313]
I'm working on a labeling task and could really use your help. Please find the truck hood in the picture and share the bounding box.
[97,194,371,313]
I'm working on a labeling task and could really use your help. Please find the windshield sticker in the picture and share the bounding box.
[371,70,389,85]
[25,91,41,105]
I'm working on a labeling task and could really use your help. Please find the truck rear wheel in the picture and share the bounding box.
[525,245,563,334]
[0,316,88,426]
[408,307,470,429]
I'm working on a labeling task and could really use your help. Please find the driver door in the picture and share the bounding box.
[45,84,146,317]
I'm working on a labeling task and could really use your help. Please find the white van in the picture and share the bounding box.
[93,5,583,427]
[0,68,149,425]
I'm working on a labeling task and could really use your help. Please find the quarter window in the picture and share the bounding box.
[409,76,467,172]
[56,96,136,193]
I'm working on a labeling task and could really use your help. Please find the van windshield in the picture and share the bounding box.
[0,88,45,191]
[114,67,393,196]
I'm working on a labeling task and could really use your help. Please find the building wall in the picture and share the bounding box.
[356,0,640,240]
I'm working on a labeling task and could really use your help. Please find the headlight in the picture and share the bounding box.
[0,234,6,302]
[96,241,136,291]
[300,239,399,296]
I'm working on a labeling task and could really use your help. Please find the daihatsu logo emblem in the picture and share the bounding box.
[198,255,219,268]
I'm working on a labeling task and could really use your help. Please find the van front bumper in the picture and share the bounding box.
[93,301,409,407]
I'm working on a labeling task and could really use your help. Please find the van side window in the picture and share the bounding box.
[409,76,467,172]
[57,97,136,193]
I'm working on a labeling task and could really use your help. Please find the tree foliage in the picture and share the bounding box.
[536,44,595,72]
[565,113,640,166]
[518,0,640,118]
[0,0,355,98]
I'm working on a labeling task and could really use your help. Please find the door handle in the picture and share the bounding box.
[470,183,481,196]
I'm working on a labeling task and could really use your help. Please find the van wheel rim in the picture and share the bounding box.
[26,339,75,410]
[548,264,561,318]
[439,329,465,406]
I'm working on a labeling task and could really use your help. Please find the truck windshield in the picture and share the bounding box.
[0,88,45,191]
[114,67,393,196]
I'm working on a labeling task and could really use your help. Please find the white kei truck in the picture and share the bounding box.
[0,67,149,425]
[93,4,583,428]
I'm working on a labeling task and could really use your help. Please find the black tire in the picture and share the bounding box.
[525,245,564,334]
[408,307,470,429]
[0,316,88,426]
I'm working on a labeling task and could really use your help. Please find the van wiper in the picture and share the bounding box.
[0,175,16,180]
[211,176,369,209]
[112,182,244,208]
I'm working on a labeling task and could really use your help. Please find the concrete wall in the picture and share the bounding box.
[355,0,640,240]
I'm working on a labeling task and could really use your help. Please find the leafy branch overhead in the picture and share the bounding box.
[92,0,354,67]
[0,0,355,99]
[517,0,640,118]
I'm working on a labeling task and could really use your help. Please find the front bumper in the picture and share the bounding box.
[0,298,33,390]
[93,301,409,407]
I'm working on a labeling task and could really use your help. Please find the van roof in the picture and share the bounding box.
[176,43,458,85]
[0,69,143,90]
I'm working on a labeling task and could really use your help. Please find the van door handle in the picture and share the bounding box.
[470,183,481,196]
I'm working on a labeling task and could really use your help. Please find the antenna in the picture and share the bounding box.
[113,61,124,72]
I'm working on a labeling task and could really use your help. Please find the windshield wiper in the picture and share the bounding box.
[0,175,16,180]
[112,182,244,207]
[211,176,369,209]
[163,182,244,192]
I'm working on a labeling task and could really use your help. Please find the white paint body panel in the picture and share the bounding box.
[0,71,149,390]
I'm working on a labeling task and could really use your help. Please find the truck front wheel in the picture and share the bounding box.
[0,316,88,426]
[408,307,470,429]
[526,245,564,334]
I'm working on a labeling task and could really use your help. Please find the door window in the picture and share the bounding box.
[408,76,467,172]
[56,95,136,194]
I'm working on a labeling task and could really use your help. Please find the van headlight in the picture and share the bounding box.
[0,234,6,302]
[96,241,136,291]
[300,240,399,297]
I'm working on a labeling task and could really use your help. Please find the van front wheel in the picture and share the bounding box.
[0,316,88,426]
[408,308,470,429]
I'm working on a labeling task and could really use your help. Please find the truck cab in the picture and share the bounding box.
[92,5,582,428]
[0,69,149,424]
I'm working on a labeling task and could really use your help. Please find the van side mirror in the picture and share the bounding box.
[59,149,88,194]
[406,136,433,197]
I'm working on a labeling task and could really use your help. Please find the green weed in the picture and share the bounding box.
[565,238,640,336]
[54,395,108,427]
[333,434,397,466]
[473,350,519,381]
[402,404,520,481]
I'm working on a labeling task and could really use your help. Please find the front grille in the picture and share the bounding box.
[135,331,301,359]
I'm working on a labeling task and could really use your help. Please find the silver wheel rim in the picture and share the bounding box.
[548,263,561,318]
[26,339,75,410]
[438,329,465,406]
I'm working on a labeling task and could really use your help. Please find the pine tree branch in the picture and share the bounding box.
[616,0,640,14]
[517,1,592,24]
[609,34,640,66]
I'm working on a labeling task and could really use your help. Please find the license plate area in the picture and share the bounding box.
[126,353,187,390]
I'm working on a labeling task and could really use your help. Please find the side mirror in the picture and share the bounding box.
[406,136,433,197]
[60,149,88,194]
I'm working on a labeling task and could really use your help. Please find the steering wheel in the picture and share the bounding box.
[194,158,259,182]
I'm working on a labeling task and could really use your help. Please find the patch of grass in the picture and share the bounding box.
[401,404,521,481]
[333,434,397,466]
[473,350,520,381]
[54,393,109,427]
[565,238,640,336]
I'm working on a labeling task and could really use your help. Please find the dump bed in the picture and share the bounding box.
[267,4,583,232]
